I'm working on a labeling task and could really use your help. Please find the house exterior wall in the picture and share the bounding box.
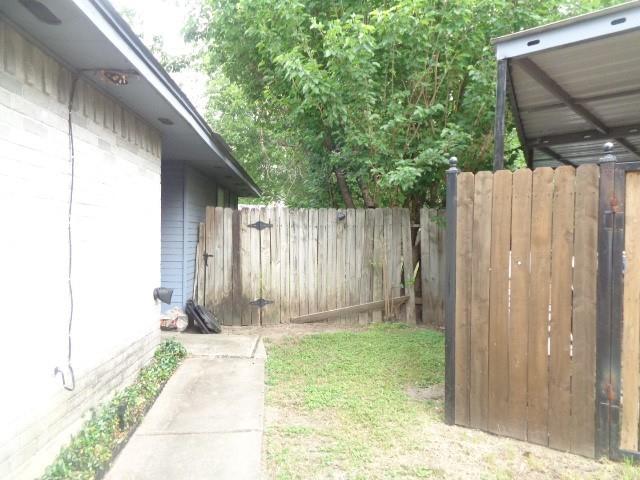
[161,161,185,310]
[161,162,238,311]
[0,19,162,479]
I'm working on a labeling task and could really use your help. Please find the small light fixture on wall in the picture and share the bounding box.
[79,68,139,87]
[102,69,138,86]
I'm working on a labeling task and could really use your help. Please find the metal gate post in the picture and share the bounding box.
[595,142,618,458]
[444,157,459,426]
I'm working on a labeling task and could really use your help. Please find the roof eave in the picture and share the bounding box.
[74,0,261,197]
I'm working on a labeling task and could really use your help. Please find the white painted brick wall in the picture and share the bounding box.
[0,18,163,479]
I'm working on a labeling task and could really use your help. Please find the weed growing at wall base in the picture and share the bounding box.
[41,339,187,480]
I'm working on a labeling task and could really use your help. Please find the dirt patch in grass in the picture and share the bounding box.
[263,324,640,480]
[224,321,373,343]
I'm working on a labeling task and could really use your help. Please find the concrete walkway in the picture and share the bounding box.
[106,332,265,480]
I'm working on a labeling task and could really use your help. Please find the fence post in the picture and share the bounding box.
[445,157,459,425]
[595,142,617,458]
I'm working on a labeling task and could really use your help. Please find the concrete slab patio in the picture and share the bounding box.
[105,332,265,480]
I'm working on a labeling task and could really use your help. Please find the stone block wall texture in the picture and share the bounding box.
[0,18,163,479]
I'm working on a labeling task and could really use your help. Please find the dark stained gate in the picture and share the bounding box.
[444,146,640,461]
[597,157,640,461]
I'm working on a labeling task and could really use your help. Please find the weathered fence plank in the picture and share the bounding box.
[346,209,357,323]
[383,208,393,319]
[249,208,261,325]
[222,208,233,325]
[260,207,274,325]
[372,208,384,323]
[194,221,205,305]
[488,170,512,436]
[299,209,309,317]
[289,209,300,320]
[454,173,474,427]
[292,296,409,324]
[359,210,375,324]
[571,164,599,457]
[239,208,251,326]
[355,209,369,324]
[279,208,290,323]
[308,209,318,315]
[213,207,225,316]
[548,166,576,451]
[420,209,445,327]
[401,209,416,324]
[527,167,554,446]
[317,208,328,315]
[231,210,241,326]
[470,172,493,431]
[326,208,337,313]
[507,168,532,440]
[336,210,347,323]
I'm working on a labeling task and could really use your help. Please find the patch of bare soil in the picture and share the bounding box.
[370,404,624,480]
[264,397,631,480]
[406,384,444,401]
[223,322,374,343]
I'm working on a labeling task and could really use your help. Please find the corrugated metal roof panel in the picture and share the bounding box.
[507,25,640,165]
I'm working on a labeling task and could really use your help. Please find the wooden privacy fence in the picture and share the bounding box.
[447,164,600,457]
[193,207,416,326]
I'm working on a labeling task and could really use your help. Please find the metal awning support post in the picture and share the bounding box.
[595,142,618,459]
[493,59,508,171]
[444,157,459,425]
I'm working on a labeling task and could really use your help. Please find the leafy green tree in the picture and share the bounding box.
[188,0,615,210]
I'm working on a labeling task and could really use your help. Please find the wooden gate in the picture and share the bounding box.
[445,163,600,457]
[193,207,415,326]
[445,153,640,461]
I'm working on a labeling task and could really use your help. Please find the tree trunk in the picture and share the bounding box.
[334,169,355,208]
[358,178,377,208]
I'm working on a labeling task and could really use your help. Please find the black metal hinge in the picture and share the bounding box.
[249,298,273,308]
[203,252,213,266]
[248,220,272,231]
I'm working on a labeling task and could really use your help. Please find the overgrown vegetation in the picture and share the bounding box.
[42,340,187,480]
[187,0,618,210]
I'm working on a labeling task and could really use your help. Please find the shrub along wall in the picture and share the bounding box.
[42,340,187,480]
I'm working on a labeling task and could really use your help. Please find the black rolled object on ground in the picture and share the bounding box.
[185,300,221,334]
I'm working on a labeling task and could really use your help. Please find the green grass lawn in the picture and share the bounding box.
[265,324,445,479]
[264,323,639,480]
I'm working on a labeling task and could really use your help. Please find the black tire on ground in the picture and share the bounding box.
[186,300,212,334]
[195,305,222,334]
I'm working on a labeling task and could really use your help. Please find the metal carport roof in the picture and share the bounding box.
[491,1,640,169]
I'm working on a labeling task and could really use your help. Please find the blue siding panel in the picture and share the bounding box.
[160,161,184,312]
[161,160,236,313]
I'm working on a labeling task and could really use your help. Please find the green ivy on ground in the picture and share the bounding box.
[42,339,187,480]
